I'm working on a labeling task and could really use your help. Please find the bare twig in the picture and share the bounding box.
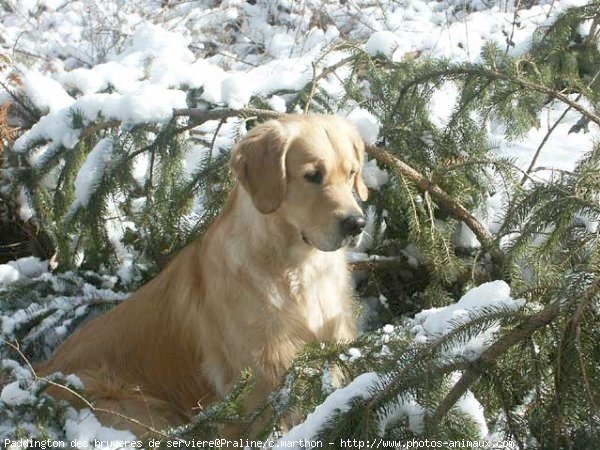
[520,106,571,186]
[208,118,225,161]
[79,120,120,141]
[173,107,279,122]
[505,0,522,53]
[349,257,406,272]
[304,62,319,115]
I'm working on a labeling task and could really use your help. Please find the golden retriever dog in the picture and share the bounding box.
[37,114,369,435]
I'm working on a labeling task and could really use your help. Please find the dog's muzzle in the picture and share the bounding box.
[339,214,366,237]
[301,231,310,245]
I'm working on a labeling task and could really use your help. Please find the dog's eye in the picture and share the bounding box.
[304,170,323,184]
[349,169,357,180]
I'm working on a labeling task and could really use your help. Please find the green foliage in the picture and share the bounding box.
[10,114,239,287]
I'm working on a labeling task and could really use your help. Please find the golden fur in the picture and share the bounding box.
[38,114,369,435]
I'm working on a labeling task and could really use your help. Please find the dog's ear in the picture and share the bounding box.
[353,138,369,201]
[230,120,289,214]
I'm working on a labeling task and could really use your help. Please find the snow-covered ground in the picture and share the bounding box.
[0,0,596,446]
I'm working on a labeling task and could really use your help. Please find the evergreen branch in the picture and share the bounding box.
[432,276,600,425]
[432,302,560,424]
[313,55,355,82]
[208,119,225,161]
[365,145,494,248]
[397,66,600,127]
[78,120,120,140]
[303,55,355,114]
[520,107,572,185]
[521,65,600,185]
[173,107,280,133]
[576,324,598,420]
[175,55,354,130]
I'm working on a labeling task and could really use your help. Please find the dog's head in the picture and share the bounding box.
[230,115,369,252]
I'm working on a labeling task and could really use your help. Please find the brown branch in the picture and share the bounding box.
[432,276,600,425]
[78,120,120,140]
[349,257,407,272]
[365,145,494,248]
[314,55,355,83]
[173,107,280,133]
[304,62,319,115]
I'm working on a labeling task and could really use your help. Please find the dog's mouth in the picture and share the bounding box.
[342,234,358,248]
[300,230,359,251]
[301,231,311,245]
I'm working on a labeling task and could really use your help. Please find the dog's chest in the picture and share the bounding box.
[276,259,347,335]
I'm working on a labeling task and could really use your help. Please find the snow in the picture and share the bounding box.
[72,138,114,210]
[378,395,426,435]
[362,159,389,191]
[268,95,288,113]
[382,324,395,334]
[58,61,140,95]
[365,31,401,59]
[456,193,506,249]
[457,387,489,436]
[64,408,137,448]
[7,256,49,279]
[275,372,380,448]
[17,187,33,222]
[0,265,19,286]
[22,72,74,113]
[339,347,363,363]
[277,371,486,440]
[0,257,48,287]
[411,281,524,360]
[492,99,599,176]
[0,381,35,406]
[347,108,380,145]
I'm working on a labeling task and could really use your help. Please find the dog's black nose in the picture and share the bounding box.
[340,214,366,237]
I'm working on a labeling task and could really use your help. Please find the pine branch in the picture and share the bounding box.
[365,145,494,248]
[432,276,600,425]
[520,66,600,185]
[173,107,280,133]
[79,120,120,140]
[396,66,600,127]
